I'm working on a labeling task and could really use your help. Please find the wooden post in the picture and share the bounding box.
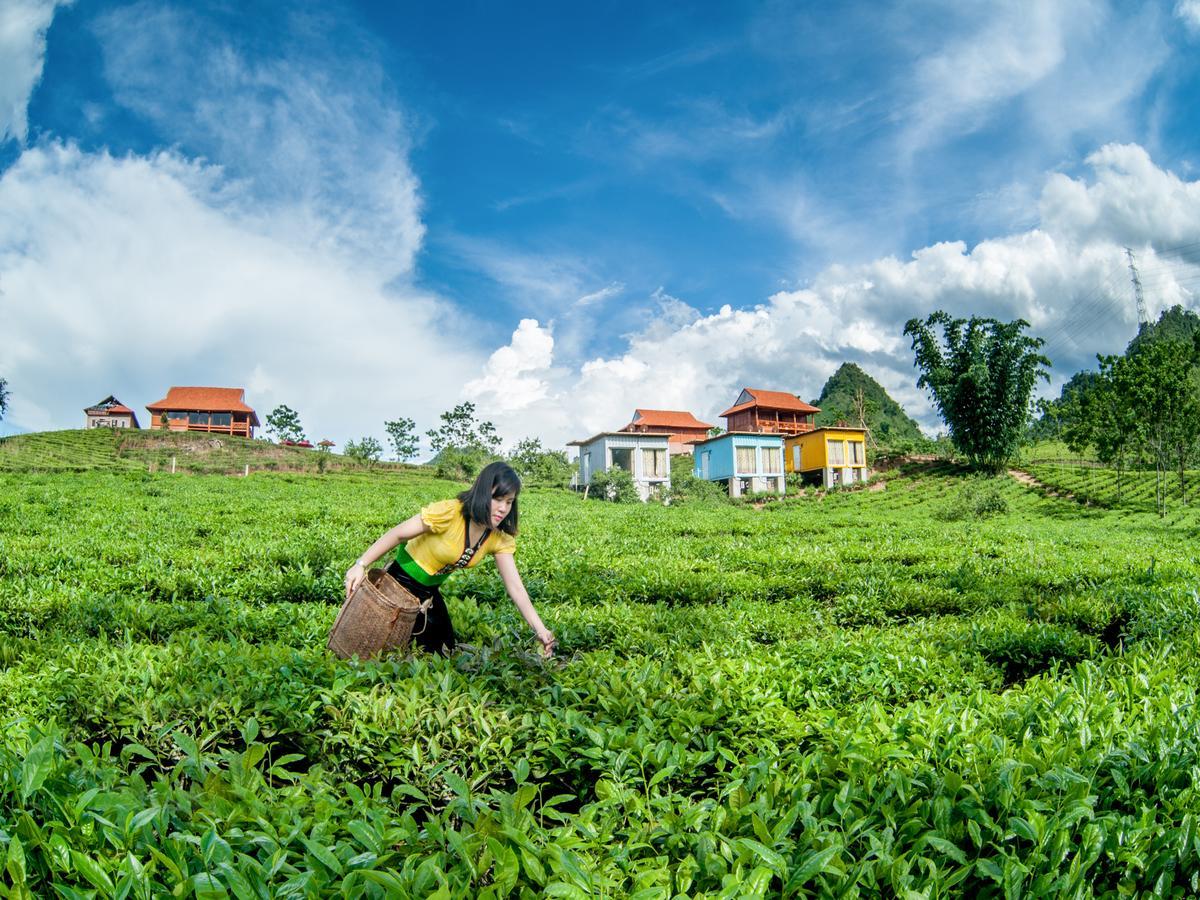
[171,456,176,474]
[244,464,249,477]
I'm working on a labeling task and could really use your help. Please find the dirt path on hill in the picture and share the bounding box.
[1008,468,1078,502]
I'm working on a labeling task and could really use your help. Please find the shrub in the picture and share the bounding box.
[939,478,1010,521]
[589,467,639,502]
[665,473,726,505]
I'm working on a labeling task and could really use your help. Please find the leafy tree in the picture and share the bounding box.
[1062,362,1140,502]
[508,437,573,487]
[589,466,639,502]
[384,417,419,462]
[1030,370,1098,442]
[706,426,725,437]
[904,312,1050,472]
[426,402,501,455]
[0,377,8,424]
[344,436,383,465]
[1127,304,1200,355]
[265,405,304,444]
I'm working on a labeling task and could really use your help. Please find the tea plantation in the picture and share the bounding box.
[2,431,1200,897]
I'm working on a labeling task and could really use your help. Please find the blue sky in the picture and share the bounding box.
[3,0,1200,448]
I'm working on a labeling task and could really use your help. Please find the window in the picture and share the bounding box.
[611,448,633,472]
[850,441,864,464]
[643,448,666,478]
[168,411,187,420]
[762,447,782,474]
[793,445,801,469]
[735,446,757,473]
[700,451,710,479]
[582,452,591,481]
[188,412,209,425]
[827,440,845,466]
[211,413,232,427]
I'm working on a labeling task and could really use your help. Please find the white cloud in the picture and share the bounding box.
[1178,0,1200,33]
[0,0,69,144]
[463,143,1200,444]
[576,282,625,307]
[0,142,478,443]
[463,319,558,415]
[92,2,424,279]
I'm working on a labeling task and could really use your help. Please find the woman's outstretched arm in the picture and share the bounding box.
[344,513,430,598]
[494,552,556,658]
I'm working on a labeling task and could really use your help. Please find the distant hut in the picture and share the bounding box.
[568,431,671,501]
[720,388,819,435]
[145,387,260,438]
[84,396,140,429]
[691,432,786,497]
[785,426,870,487]
[620,409,713,455]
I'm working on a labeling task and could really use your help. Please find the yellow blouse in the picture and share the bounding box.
[404,498,516,575]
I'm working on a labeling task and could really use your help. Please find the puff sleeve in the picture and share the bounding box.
[490,531,516,556]
[420,499,461,534]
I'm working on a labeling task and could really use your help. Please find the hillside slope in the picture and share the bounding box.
[811,362,925,442]
[0,428,424,475]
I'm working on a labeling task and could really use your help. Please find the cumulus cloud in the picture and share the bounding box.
[463,319,558,415]
[463,143,1200,446]
[0,143,477,441]
[0,0,69,144]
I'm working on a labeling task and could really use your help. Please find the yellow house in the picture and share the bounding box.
[784,426,869,487]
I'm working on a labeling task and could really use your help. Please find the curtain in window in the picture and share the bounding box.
[827,440,845,465]
[850,441,863,464]
[762,448,782,474]
[643,448,666,477]
[735,446,757,472]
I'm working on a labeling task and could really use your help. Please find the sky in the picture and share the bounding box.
[3,0,1200,454]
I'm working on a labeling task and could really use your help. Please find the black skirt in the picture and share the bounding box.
[385,560,457,655]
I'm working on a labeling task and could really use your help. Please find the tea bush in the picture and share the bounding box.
[1,456,1198,895]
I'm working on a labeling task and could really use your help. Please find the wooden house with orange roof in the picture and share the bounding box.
[84,396,140,429]
[620,409,713,454]
[145,387,260,438]
[719,387,819,435]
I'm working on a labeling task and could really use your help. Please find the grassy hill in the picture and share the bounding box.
[811,362,925,443]
[0,427,428,476]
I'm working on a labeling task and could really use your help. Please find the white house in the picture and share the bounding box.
[568,431,671,501]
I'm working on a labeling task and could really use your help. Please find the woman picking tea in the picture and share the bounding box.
[344,461,556,658]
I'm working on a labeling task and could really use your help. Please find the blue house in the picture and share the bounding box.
[691,432,786,497]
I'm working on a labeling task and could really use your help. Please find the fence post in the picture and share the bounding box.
[171,456,176,474]
[244,464,249,477]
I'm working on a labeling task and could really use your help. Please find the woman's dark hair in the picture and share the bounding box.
[458,461,521,535]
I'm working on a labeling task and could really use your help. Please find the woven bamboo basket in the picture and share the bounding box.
[327,568,431,660]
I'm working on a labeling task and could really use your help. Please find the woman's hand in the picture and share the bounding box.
[344,562,366,600]
[537,629,557,660]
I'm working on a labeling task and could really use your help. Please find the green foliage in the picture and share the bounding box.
[264,404,305,444]
[508,437,573,487]
[938,477,1010,521]
[383,416,419,462]
[665,472,727,504]
[344,436,383,464]
[588,466,639,502]
[905,311,1050,472]
[1127,303,1200,355]
[434,446,499,481]
[2,461,1200,895]
[812,362,925,444]
[426,402,500,456]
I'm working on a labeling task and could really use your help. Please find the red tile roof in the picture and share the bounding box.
[720,388,820,417]
[625,409,714,430]
[146,387,260,424]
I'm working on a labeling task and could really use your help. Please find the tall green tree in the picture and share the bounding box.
[426,402,501,455]
[344,436,383,465]
[1062,361,1140,502]
[265,405,305,443]
[0,377,9,424]
[904,312,1050,472]
[384,417,419,462]
[507,437,573,487]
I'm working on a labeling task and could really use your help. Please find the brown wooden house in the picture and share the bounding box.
[84,396,140,429]
[620,409,714,454]
[145,387,260,438]
[720,388,819,435]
